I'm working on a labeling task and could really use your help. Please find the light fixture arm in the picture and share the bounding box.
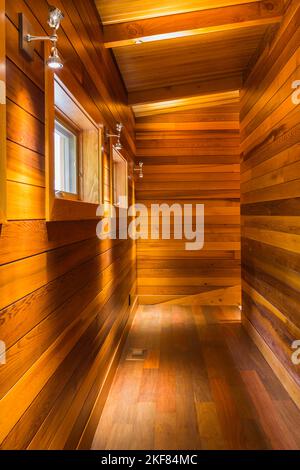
[106,123,123,139]
[106,133,120,138]
[134,162,144,178]
[26,34,58,43]
[19,6,64,68]
[25,5,63,44]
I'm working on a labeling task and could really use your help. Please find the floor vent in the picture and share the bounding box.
[126,348,147,361]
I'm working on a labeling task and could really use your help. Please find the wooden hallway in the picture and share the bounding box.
[0,0,300,453]
[92,305,300,450]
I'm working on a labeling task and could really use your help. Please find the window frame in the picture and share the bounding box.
[112,148,128,210]
[45,62,103,221]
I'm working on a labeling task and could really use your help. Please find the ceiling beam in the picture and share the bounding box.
[103,0,284,48]
[128,75,242,106]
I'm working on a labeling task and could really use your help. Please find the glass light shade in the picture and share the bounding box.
[114,141,123,150]
[48,7,64,29]
[47,47,63,69]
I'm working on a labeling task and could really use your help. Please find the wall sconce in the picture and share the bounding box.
[19,6,64,69]
[134,162,144,179]
[106,123,123,150]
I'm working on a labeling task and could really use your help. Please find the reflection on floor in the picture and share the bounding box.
[92,305,300,450]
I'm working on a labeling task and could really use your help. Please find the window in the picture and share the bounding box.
[54,77,102,205]
[113,149,128,209]
[54,120,78,195]
[45,74,103,221]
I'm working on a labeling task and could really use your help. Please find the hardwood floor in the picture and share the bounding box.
[92,305,300,450]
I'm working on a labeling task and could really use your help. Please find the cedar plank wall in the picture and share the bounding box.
[136,105,241,305]
[0,0,137,449]
[241,0,300,402]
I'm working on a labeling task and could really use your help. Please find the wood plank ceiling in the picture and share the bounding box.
[95,1,284,115]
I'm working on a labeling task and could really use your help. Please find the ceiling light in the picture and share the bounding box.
[114,141,123,151]
[139,32,188,43]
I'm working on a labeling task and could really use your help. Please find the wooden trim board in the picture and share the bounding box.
[0,0,6,223]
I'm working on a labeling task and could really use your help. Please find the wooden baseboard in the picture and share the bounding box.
[243,315,300,410]
[77,295,139,449]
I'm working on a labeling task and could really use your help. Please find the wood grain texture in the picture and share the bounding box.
[0,0,137,450]
[113,26,271,94]
[163,285,241,306]
[240,0,300,406]
[132,90,240,118]
[136,104,241,304]
[0,0,6,223]
[1,0,299,451]
[96,0,264,25]
[92,305,300,450]
[96,1,283,116]
[129,75,242,107]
